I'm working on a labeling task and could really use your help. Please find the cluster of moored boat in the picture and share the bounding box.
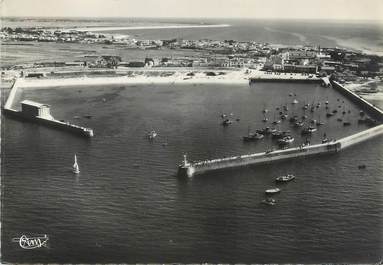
[262,174,296,206]
[239,94,378,149]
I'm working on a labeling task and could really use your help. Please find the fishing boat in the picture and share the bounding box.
[243,127,264,141]
[275,174,295,182]
[265,188,281,195]
[294,121,304,127]
[278,136,294,145]
[301,126,317,135]
[221,119,232,126]
[147,130,158,139]
[272,113,281,124]
[243,132,264,141]
[73,154,80,174]
[316,116,324,126]
[262,198,276,206]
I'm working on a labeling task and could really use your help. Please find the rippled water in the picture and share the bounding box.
[2,82,382,263]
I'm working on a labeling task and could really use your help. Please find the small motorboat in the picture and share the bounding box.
[301,126,317,135]
[343,121,351,126]
[262,198,276,206]
[316,120,324,126]
[278,136,294,145]
[265,188,281,195]
[84,115,92,119]
[326,113,333,117]
[292,99,299,104]
[272,119,281,125]
[276,174,295,182]
[358,164,366,169]
[221,119,233,126]
[243,132,264,141]
[294,121,304,127]
[147,130,157,139]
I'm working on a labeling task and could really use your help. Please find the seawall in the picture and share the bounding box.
[4,78,18,110]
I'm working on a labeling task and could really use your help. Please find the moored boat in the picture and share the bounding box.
[265,188,281,194]
[222,119,233,126]
[275,174,295,182]
[148,130,157,139]
[262,198,276,206]
[301,126,317,135]
[243,132,264,141]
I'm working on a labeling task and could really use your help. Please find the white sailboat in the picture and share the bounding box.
[73,154,80,174]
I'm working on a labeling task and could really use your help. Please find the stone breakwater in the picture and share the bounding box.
[178,124,383,177]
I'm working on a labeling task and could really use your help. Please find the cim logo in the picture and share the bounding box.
[12,234,49,249]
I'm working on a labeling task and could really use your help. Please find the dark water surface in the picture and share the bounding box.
[2,82,382,263]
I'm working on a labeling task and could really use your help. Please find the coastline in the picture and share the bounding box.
[13,69,327,89]
[70,24,231,32]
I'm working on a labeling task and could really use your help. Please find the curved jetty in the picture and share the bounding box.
[178,124,383,177]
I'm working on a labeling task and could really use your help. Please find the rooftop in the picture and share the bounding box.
[21,100,50,108]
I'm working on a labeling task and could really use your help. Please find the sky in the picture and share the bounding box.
[1,0,383,21]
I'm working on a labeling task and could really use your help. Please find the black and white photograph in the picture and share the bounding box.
[0,0,382,263]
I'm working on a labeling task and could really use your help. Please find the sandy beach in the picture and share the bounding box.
[14,70,249,89]
[12,68,327,90]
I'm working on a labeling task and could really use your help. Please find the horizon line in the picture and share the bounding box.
[1,15,383,23]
